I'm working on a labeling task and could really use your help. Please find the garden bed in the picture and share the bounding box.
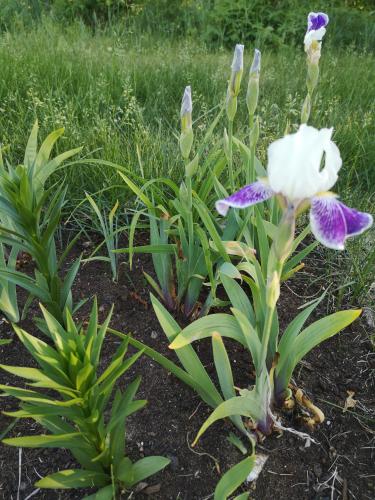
[0,237,374,499]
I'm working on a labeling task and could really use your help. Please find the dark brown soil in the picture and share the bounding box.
[0,236,374,500]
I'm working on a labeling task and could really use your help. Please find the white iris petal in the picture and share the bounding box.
[304,27,326,50]
[267,124,342,201]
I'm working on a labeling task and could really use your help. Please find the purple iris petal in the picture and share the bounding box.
[310,196,346,249]
[307,12,329,32]
[216,180,274,216]
[310,195,373,250]
[337,202,373,237]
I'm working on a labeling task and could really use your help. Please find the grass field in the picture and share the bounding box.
[0,19,374,306]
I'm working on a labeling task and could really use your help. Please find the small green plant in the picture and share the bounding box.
[0,299,170,497]
[0,122,82,324]
[116,91,229,318]
[84,193,121,281]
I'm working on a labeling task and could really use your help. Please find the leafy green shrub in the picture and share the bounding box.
[0,0,132,28]
[1,300,170,497]
[0,0,44,30]
[51,0,131,24]
[201,0,375,49]
[0,122,82,324]
[129,0,204,37]
[1,0,374,51]
[84,195,121,282]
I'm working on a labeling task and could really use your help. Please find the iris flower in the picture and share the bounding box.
[304,11,329,51]
[216,125,373,250]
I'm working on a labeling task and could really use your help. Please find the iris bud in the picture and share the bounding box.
[246,49,261,116]
[229,44,244,97]
[179,86,193,159]
[226,44,244,122]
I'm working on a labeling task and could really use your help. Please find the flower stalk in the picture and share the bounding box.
[261,205,295,371]
[180,87,199,316]
[226,44,244,189]
[246,49,261,184]
[301,12,329,124]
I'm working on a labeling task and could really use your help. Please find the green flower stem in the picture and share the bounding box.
[247,113,255,185]
[259,305,274,370]
[184,162,194,255]
[228,119,234,190]
[259,260,283,370]
[301,93,312,124]
[260,205,296,369]
[244,113,257,244]
[301,61,319,124]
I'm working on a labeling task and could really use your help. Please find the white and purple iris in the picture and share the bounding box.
[216,125,373,250]
[304,11,329,51]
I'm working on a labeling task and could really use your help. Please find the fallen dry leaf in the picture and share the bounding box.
[343,390,357,412]
[144,483,161,495]
[246,453,269,482]
[134,481,148,493]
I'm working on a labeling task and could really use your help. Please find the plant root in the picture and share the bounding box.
[294,388,325,430]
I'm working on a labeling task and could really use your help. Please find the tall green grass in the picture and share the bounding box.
[0,20,374,305]
[2,1,375,51]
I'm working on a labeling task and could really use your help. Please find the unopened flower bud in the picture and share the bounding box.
[180,85,192,130]
[226,44,244,122]
[250,48,261,74]
[229,44,244,97]
[246,49,261,116]
[179,85,193,159]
